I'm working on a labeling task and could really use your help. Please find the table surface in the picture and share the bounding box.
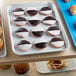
[28,63,76,76]
[0,63,76,76]
[0,0,76,65]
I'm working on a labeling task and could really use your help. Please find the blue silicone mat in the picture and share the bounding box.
[57,0,76,46]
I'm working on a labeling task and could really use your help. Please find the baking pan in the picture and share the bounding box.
[7,1,70,55]
[0,12,7,57]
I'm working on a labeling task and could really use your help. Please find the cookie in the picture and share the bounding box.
[34,39,48,49]
[32,27,44,37]
[47,26,60,36]
[43,16,56,25]
[13,8,24,16]
[28,19,41,26]
[15,28,29,38]
[0,26,3,36]
[17,40,32,51]
[14,17,27,26]
[0,38,3,50]
[50,38,64,48]
[27,8,38,16]
[40,7,52,15]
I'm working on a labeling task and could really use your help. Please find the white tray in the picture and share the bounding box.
[0,14,7,57]
[35,59,76,74]
[7,1,70,55]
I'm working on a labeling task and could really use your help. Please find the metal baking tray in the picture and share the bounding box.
[7,1,70,55]
[0,13,7,57]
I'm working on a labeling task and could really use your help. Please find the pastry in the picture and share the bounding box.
[27,8,38,16]
[32,27,44,37]
[43,16,56,25]
[65,0,70,3]
[14,63,29,75]
[47,26,60,36]
[0,65,11,70]
[17,40,32,51]
[50,38,64,48]
[40,7,52,15]
[13,8,24,16]
[15,28,29,38]
[14,17,27,26]
[28,19,41,26]
[0,16,1,23]
[0,38,3,50]
[47,59,67,70]
[34,39,48,49]
[69,5,76,15]
[0,26,3,36]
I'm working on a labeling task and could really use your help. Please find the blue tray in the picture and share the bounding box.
[57,0,76,46]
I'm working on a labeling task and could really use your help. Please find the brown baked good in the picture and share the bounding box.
[47,59,67,70]
[0,65,11,70]
[65,0,70,3]
[0,26,3,36]
[69,5,76,15]
[14,63,30,75]
[0,38,3,50]
[0,17,1,23]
